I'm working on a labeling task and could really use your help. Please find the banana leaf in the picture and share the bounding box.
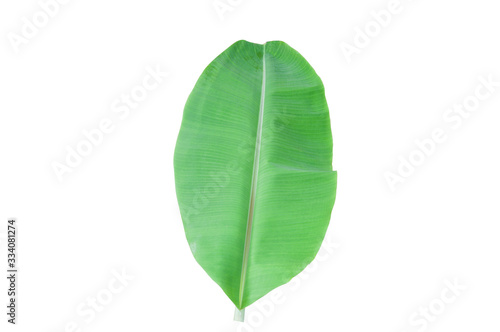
[174,40,337,321]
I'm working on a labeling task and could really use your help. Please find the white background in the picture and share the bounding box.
[1,0,500,331]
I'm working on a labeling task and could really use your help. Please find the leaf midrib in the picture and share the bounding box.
[238,43,267,308]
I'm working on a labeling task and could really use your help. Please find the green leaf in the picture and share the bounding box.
[174,40,337,312]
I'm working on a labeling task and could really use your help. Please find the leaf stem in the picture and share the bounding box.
[234,307,245,322]
[238,42,267,309]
